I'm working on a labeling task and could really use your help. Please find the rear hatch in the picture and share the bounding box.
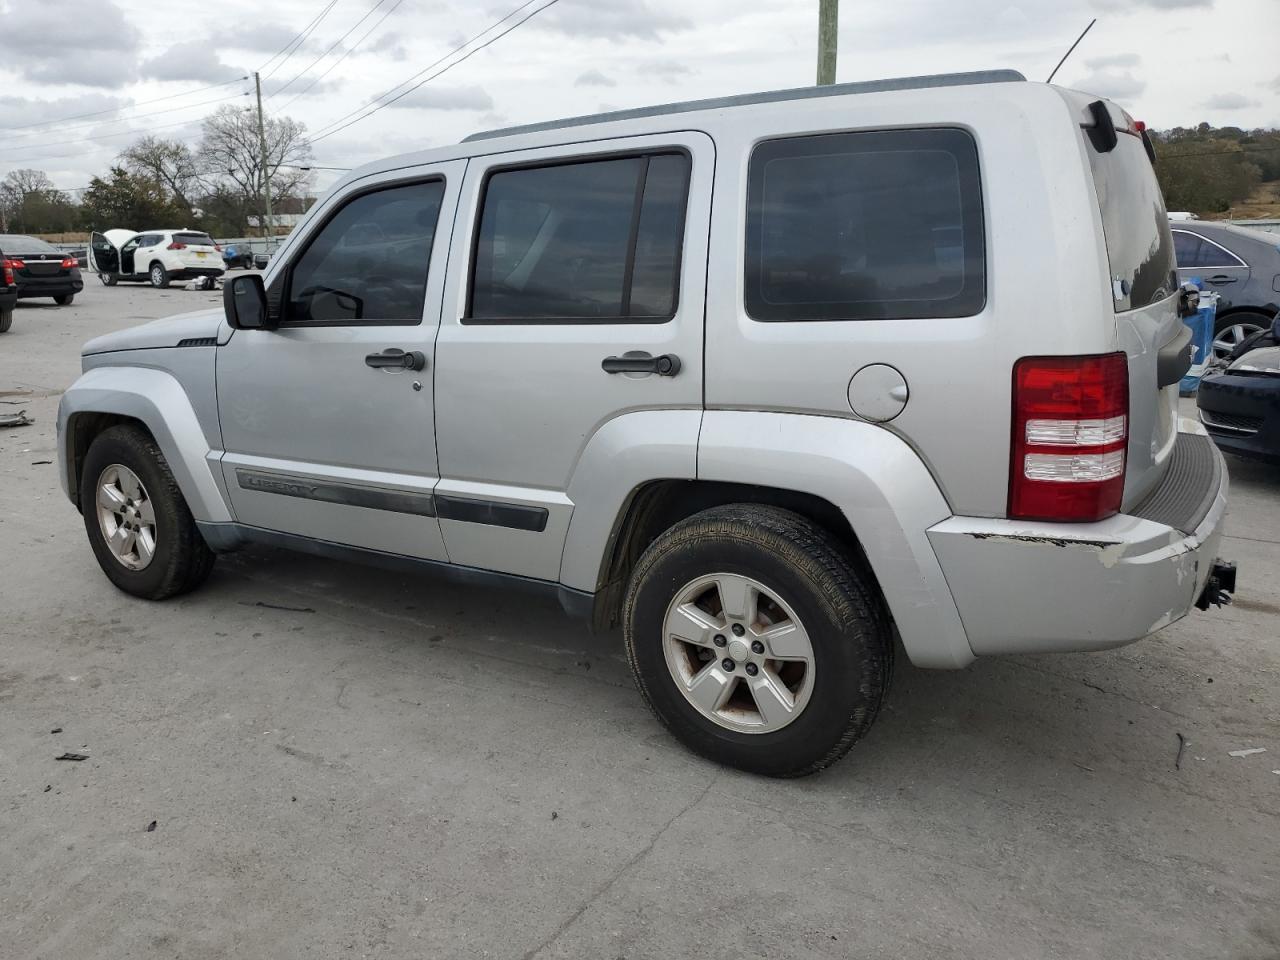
[171,231,220,268]
[1073,94,1183,508]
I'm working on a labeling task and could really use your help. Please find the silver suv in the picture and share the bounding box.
[58,72,1233,777]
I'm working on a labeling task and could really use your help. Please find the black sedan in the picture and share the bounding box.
[0,243,16,333]
[1197,313,1280,463]
[1171,221,1280,361]
[0,234,84,306]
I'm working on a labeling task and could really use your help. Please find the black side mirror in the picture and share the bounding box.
[224,273,276,330]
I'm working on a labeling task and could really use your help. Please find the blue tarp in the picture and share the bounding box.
[1180,289,1219,396]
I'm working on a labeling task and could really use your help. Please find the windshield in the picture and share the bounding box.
[174,232,217,247]
[0,234,58,253]
[1085,135,1178,312]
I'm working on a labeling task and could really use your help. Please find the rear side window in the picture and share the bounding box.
[1085,137,1177,311]
[745,128,985,322]
[467,151,691,323]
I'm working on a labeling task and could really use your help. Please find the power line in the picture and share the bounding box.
[2,88,252,143]
[313,0,550,142]
[277,0,406,111]
[1156,146,1280,160]
[267,0,392,102]
[260,0,341,81]
[0,76,249,133]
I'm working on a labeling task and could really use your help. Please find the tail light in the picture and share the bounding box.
[59,256,78,269]
[167,241,186,250]
[1009,353,1129,522]
[2,259,16,285]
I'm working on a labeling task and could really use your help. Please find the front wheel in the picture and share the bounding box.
[149,262,170,288]
[623,504,892,777]
[1213,311,1272,362]
[54,294,74,306]
[81,425,215,599]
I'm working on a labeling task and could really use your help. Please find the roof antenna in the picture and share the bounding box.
[1046,18,1097,84]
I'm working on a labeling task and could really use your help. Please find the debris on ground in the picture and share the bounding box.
[1072,761,1095,772]
[1176,732,1189,770]
[0,410,33,428]
[43,784,51,793]
[146,820,157,832]
[551,811,558,820]
[1228,747,1266,758]
[238,600,316,613]
[55,752,88,761]
[50,727,62,734]
[30,459,52,465]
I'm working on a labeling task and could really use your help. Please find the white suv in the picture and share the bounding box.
[89,228,225,288]
[58,72,1234,777]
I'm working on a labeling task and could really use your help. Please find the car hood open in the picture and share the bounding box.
[81,308,227,356]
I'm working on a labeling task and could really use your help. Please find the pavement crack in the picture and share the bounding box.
[520,777,717,960]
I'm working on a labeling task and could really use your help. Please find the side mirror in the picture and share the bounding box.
[224,273,276,330]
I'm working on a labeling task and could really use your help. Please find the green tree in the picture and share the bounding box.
[0,168,79,233]
[79,167,187,231]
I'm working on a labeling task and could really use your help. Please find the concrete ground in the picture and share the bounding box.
[1,279,1277,960]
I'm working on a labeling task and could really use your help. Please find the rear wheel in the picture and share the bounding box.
[1213,311,1270,362]
[149,262,169,288]
[623,504,892,777]
[0,307,12,333]
[54,294,74,306]
[81,425,215,600]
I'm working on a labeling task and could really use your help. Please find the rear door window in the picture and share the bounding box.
[1172,230,1203,268]
[174,232,217,247]
[744,128,986,321]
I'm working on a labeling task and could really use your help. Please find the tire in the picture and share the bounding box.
[623,504,892,778]
[0,307,12,333]
[99,273,117,287]
[1213,311,1271,362]
[54,294,74,306]
[149,262,170,288]
[81,424,215,600]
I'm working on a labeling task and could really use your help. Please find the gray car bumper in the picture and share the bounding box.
[927,425,1229,656]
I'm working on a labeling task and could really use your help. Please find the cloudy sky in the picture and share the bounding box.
[0,0,1276,197]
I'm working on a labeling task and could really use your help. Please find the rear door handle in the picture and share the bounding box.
[601,352,681,377]
[365,348,427,371]
[1205,275,1238,284]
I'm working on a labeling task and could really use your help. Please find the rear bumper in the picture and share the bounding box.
[1196,370,1280,463]
[172,267,225,279]
[16,276,84,298]
[928,424,1230,655]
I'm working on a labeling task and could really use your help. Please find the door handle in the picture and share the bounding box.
[365,348,427,371]
[1205,275,1238,284]
[601,352,681,377]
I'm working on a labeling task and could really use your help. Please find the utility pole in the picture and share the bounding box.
[817,0,838,86]
[253,72,273,241]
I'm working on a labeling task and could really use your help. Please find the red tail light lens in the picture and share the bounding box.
[2,260,15,285]
[60,256,77,269]
[1009,353,1129,522]
[167,242,186,250]
[4,257,25,271]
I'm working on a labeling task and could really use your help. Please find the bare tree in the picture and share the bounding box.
[0,168,76,233]
[197,105,312,228]
[120,137,204,214]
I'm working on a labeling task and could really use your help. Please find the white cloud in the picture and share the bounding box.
[1203,92,1260,110]
[575,70,617,87]
[538,1,692,41]
[1068,69,1146,101]
[1,0,140,87]
[1085,53,1141,70]
[388,85,494,112]
[143,40,243,84]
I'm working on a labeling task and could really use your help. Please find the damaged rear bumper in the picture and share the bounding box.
[927,426,1231,656]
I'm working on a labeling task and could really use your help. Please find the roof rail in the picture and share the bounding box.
[463,69,1026,143]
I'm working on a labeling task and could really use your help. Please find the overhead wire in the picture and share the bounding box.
[259,0,342,81]
[266,0,394,102]
[0,75,249,133]
[1,89,252,144]
[307,0,550,142]
[276,0,407,110]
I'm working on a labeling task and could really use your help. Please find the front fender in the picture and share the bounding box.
[57,366,233,523]
[697,411,973,669]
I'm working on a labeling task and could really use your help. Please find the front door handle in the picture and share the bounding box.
[1205,275,1238,284]
[601,352,681,377]
[365,348,427,371]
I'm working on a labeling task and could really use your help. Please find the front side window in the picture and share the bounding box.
[745,128,985,322]
[281,180,444,325]
[468,151,690,322]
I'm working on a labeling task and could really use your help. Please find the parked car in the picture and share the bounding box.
[221,243,253,269]
[1170,221,1280,360]
[0,234,83,307]
[252,250,273,270]
[58,72,1235,777]
[0,241,17,333]
[89,228,225,288]
[1197,311,1280,462]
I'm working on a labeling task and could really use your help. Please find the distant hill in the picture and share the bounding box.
[1152,124,1280,218]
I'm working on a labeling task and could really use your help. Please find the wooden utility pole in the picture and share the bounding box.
[817,0,838,86]
[253,72,274,240]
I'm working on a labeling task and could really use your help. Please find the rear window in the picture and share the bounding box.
[1085,137,1177,312]
[745,128,986,322]
[174,232,216,247]
[0,234,57,253]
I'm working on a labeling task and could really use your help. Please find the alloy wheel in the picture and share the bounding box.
[1212,322,1264,362]
[96,464,157,571]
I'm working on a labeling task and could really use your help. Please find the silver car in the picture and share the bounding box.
[58,71,1233,776]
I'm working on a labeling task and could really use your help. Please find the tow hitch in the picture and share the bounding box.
[1196,559,1236,610]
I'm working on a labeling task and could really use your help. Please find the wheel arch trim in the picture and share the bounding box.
[58,366,232,523]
